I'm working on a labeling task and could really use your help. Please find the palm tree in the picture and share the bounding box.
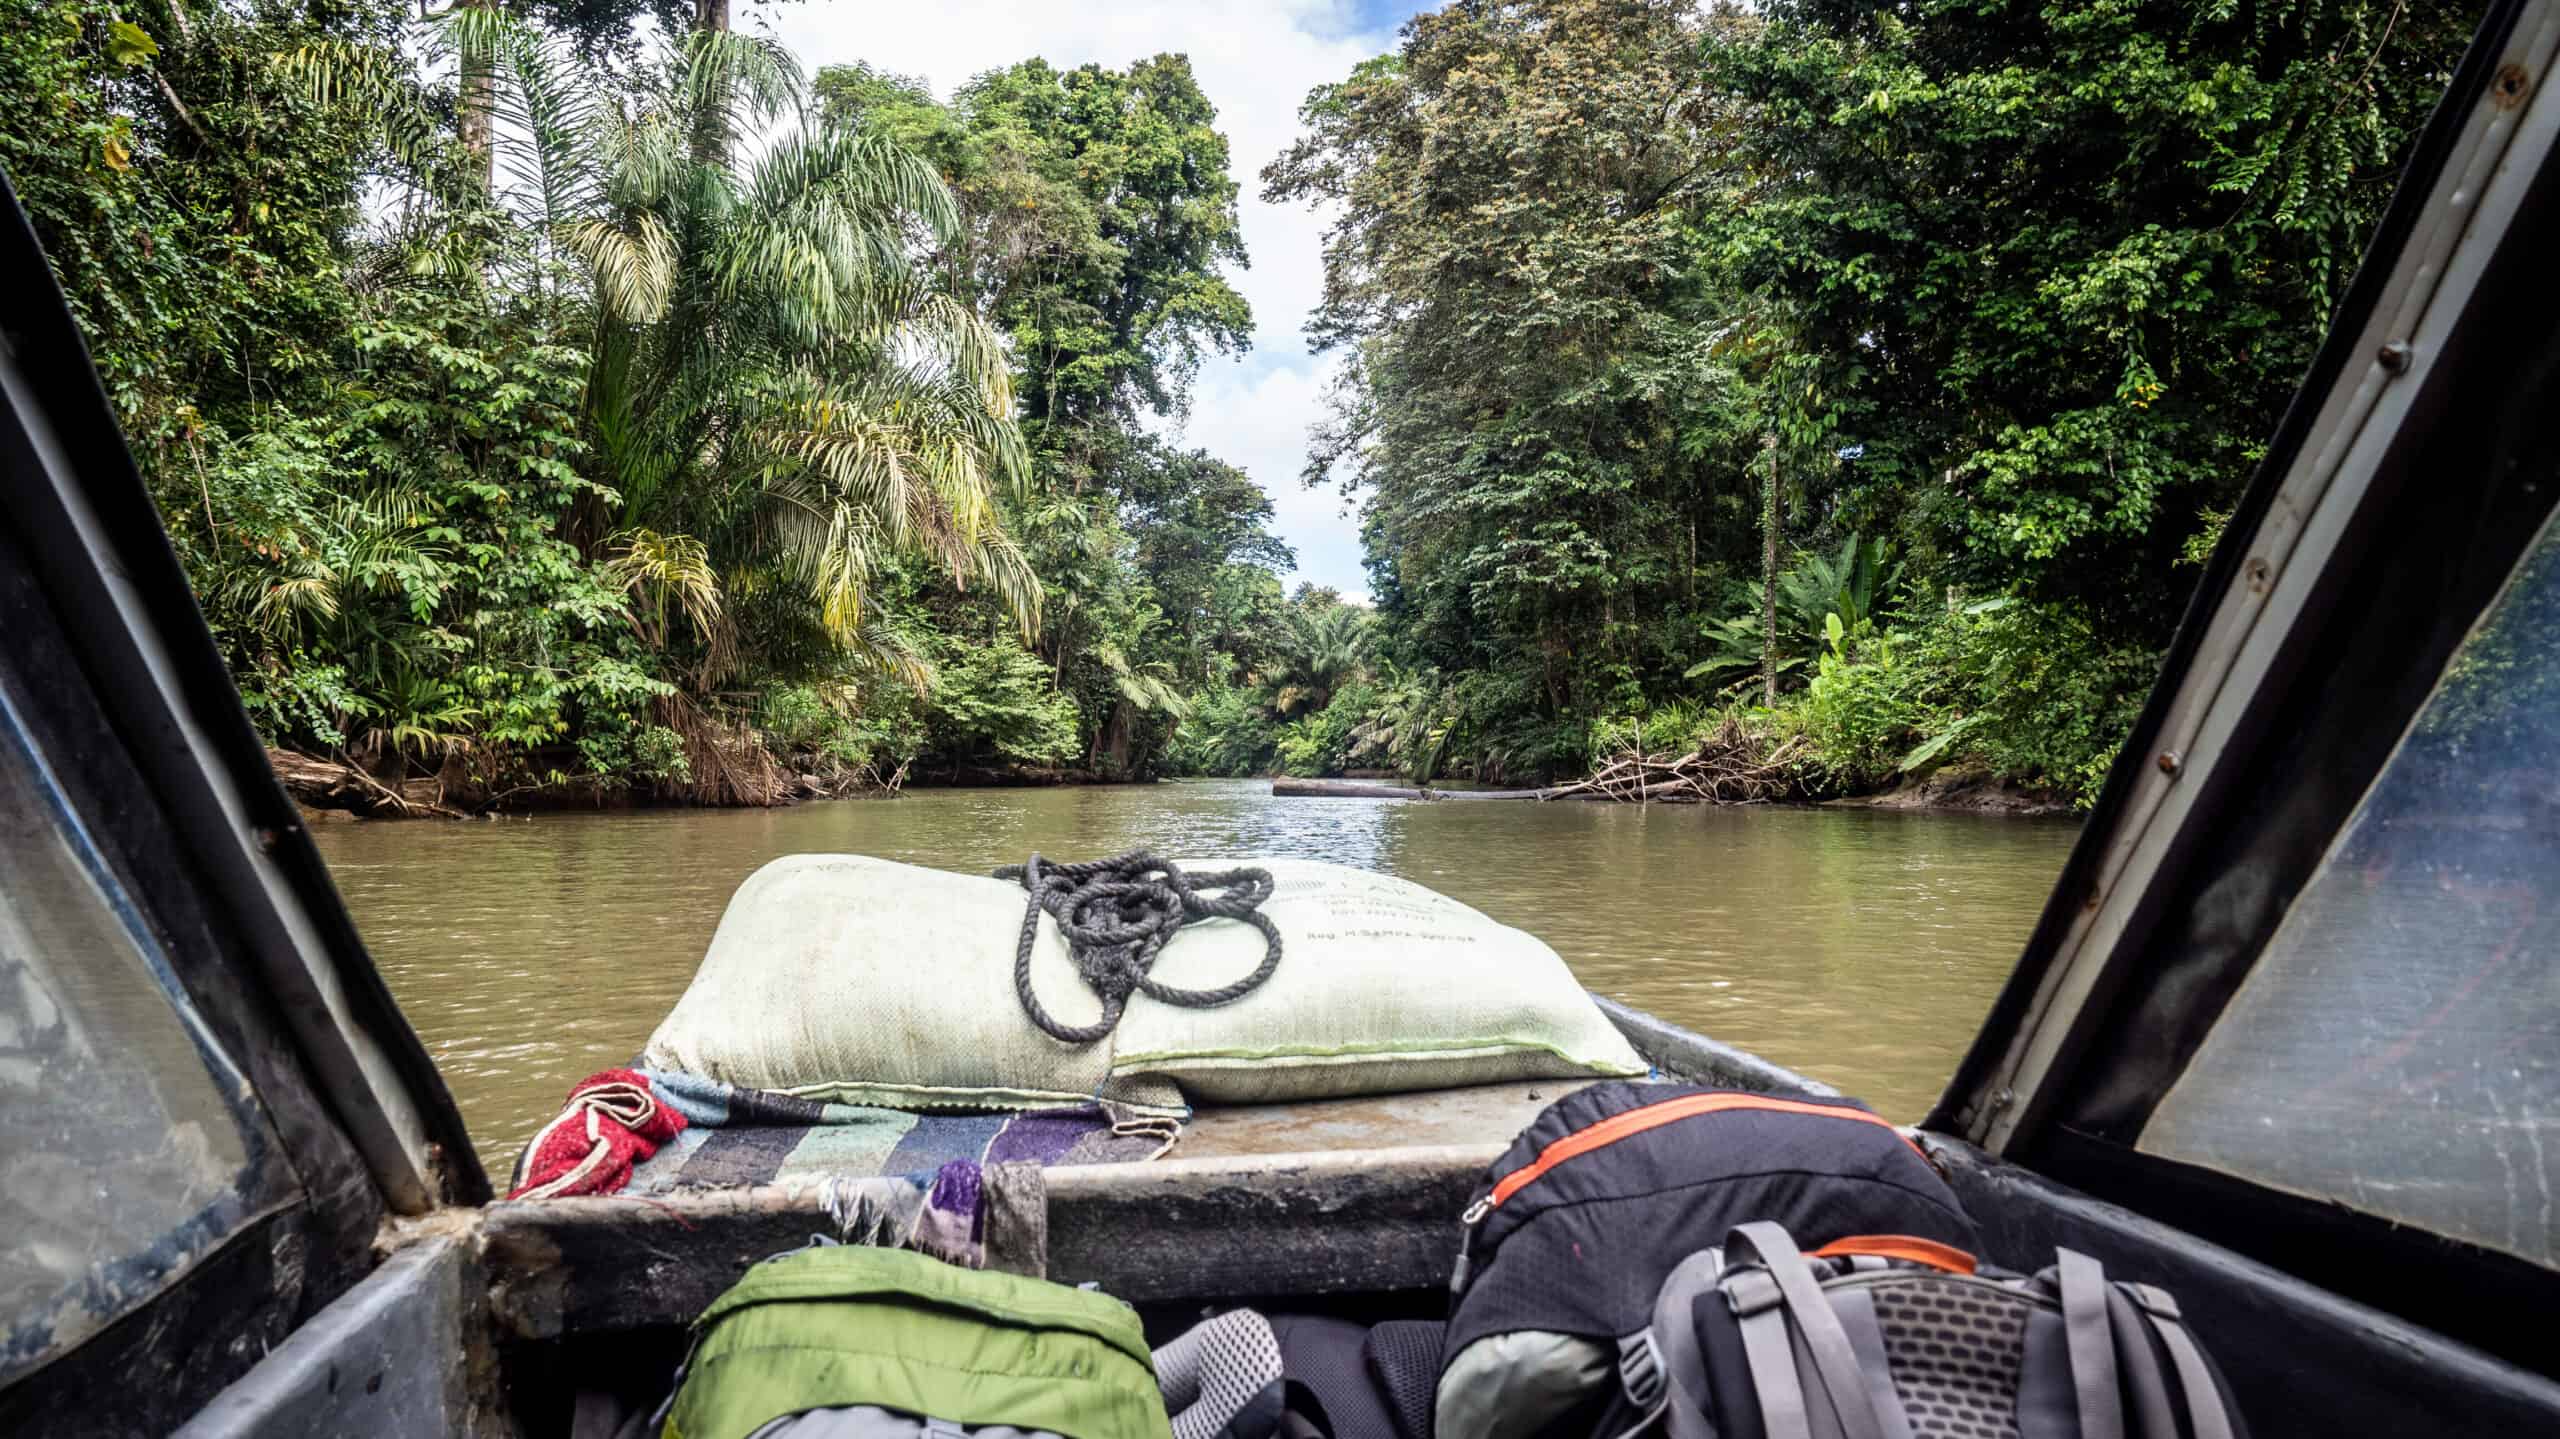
[313,17,1038,689]
[1263,604,1373,716]
[565,29,1037,687]
[1345,659,1451,780]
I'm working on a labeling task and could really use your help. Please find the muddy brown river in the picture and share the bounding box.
[310,781,2077,1172]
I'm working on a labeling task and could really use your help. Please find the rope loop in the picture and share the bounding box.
[994,851,1282,1044]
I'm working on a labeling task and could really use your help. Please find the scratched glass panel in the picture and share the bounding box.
[2144,509,2560,1268]
[0,684,271,1385]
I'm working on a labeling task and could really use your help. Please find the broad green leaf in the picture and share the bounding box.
[106,20,159,67]
[1898,713,1988,773]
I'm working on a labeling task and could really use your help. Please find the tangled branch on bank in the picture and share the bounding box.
[1542,717,1812,805]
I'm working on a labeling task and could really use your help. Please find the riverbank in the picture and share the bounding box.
[1825,764,2076,818]
[1267,769,2070,816]
[274,733,2074,823]
[267,747,1161,821]
[1475,714,2078,817]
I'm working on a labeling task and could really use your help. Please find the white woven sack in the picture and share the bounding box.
[640,853,1645,1113]
[1114,857,1646,1102]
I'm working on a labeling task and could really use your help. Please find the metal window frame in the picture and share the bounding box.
[0,177,484,1217]
[1935,0,2560,1156]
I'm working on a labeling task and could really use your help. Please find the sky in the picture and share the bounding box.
[751,0,1439,601]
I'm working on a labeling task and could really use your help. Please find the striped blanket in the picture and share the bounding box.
[620,1066,1180,1195]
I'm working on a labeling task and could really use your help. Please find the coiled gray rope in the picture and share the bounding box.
[994,851,1281,1044]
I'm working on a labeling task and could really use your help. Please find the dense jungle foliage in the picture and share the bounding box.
[3,0,2479,808]
[1247,0,2479,802]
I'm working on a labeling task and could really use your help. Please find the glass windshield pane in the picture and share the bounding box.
[2142,507,2560,1268]
[0,684,277,1385]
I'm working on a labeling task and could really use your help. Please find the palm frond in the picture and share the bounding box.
[562,213,676,322]
[680,28,804,163]
[273,37,463,199]
[606,528,723,636]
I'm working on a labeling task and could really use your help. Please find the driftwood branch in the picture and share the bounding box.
[1542,717,1811,806]
[266,748,466,819]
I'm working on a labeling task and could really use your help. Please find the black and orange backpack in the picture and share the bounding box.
[1438,1083,2239,1439]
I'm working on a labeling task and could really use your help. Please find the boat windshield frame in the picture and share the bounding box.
[0,169,486,1427]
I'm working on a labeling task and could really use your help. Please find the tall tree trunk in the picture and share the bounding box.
[457,0,497,194]
[1760,434,1781,707]
[1685,511,1696,604]
[688,0,734,170]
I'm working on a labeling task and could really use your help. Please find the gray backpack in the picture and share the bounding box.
[1609,1221,2241,1439]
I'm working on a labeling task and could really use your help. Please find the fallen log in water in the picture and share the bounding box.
[1270,778,1553,801]
[1273,778,1429,799]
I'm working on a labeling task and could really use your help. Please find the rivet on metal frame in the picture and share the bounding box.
[2491,63,2532,111]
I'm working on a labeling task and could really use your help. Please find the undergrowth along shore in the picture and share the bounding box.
[262,577,2127,820]
[269,696,2083,821]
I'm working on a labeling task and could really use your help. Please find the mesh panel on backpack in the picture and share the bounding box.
[1361,1320,1445,1439]
[1869,1278,2032,1439]
[1268,1316,1401,1439]
[1156,1310,1284,1439]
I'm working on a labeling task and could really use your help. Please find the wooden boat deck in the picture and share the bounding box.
[477,999,1835,1339]
[1170,1079,1586,1160]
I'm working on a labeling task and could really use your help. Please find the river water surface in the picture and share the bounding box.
[311,781,2077,1171]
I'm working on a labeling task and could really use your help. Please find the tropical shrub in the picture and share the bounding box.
[757,683,925,778]
[199,292,666,790]
[1166,678,1280,777]
[1936,601,2159,807]
[921,632,1082,767]
[1274,679,1378,778]
[1798,626,1937,789]
[1795,599,2160,804]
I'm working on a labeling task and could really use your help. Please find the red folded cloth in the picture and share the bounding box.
[507,1068,688,1200]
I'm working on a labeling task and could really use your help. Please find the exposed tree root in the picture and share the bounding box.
[661,693,789,807]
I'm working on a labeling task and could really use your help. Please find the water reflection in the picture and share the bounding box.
[311,782,2075,1169]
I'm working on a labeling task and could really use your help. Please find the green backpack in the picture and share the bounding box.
[660,1244,1174,1439]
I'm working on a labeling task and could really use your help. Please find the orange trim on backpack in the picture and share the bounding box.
[1810,1235,1978,1274]
[1483,1092,1926,1212]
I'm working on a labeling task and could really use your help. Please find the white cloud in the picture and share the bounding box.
[745,0,1405,598]
[1168,348,1372,597]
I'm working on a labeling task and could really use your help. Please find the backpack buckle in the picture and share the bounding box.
[1617,1332,1668,1413]
[2126,1283,2182,1320]
[1722,1268,1784,1318]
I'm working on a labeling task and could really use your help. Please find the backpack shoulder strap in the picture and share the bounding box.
[2057,1249,2124,1439]
[2100,1284,2179,1439]
[1723,1221,1895,1439]
[1620,1250,1727,1439]
[1719,1265,1813,1439]
[2113,1284,2236,1439]
[2055,1252,2239,1439]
